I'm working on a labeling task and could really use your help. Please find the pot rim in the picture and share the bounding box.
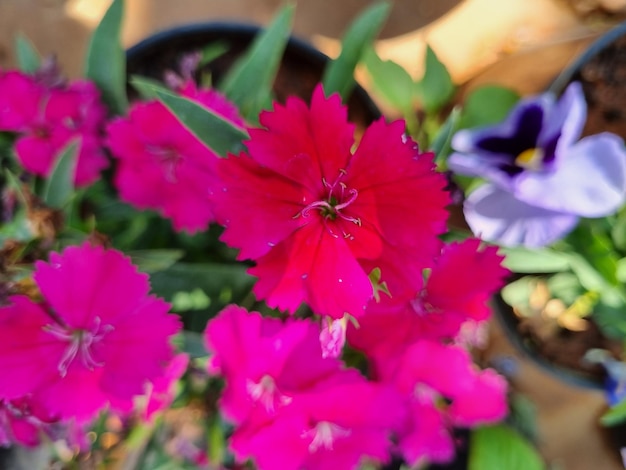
[492,292,606,390]
[549,20,626,94]
[125,21,381,121]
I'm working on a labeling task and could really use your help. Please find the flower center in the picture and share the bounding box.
[303,421,351,453]
[515,147,544,171]
[246,374,292,413]
[43,317,113,377]
[148,145,182,182]
[296,171,361,236]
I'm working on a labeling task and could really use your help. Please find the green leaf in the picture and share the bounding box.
[128,249,184,273]
[500,246,570,273]
[128,75,168,100]
[469,424,546,470]
[322,2,391,99]
[14,33,40,73]
[601,398,626,426]
[149,262,255,331]
[84,0,127,115]
[546,272,585,305]
[134,80,248,157]
[418,44,455,114]
[430,105,461,164]
[220,5,294,120]
[362,46,415,114]
[611,210,626,252]
[566,223,620,287]
[180,330,208,359]
[42,140,79,209]
[458,85,520,129]
[500,275,541,309]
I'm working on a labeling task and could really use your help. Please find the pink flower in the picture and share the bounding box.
[205,305,405,470]
[210,85,450,319]
[0,70,44,131]
[0,243,181,423]
[0,70,109,186]
[106,83,244,233]
[0,397,55,448]
[141,353,189,422]
[204,305,342,424]
[390,340,508,466]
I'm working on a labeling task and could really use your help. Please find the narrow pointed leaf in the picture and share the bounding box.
[84,0,127,115]
[42,140,79,208]
[459,85,520,129]
[362,46,415,114]
[154,87,248,157]
[419,44,455,114]
[220,5,294,121]
[322,2,391,99]
[129,75,169,100]
[500,246,571,273]
[15,33,41,73]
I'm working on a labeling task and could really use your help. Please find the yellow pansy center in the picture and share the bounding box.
[515,147,544,171]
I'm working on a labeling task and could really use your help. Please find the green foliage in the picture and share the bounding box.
[322,1,391,99]
[362,46,415,115]
[220,4,294,121]
[469,424,546,470]
[42,140,79,209]
[84,0,127,115]
[417,44,456,114]
[458,85,520,129]
[14,33,41,73]
[131,78,248,157]
[500,246,571,273]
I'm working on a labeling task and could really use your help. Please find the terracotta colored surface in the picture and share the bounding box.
[0,1,624,469]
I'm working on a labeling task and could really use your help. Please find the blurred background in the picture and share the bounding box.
[2,1,626,468]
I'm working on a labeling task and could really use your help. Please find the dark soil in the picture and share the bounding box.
[575,33,626,139]
[494,293,622,388]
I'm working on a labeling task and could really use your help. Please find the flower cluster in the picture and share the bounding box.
[0,2,518,468]
[0,65,109,187]
[0,242,182,445]
[203,86,510,469]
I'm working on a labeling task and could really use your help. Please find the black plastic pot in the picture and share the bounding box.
[125,22,381,129]
[549,20,626,139]
[493,292,607,390]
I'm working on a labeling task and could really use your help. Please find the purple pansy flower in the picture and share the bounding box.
[448,82,626,247]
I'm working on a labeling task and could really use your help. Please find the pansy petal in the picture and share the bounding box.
[464,183,579,247]
[516,133,626,217]
[540,81,586,155]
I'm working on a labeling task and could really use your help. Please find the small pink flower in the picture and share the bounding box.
[142,353,189,422]
[0,70,43,131]
[0,243,181,423]
[106,83,244,233]
[0,70,109,186]
[0,397,54,448]
[211,85,450,319]
[204,305,342,424]
[348,239,508,360]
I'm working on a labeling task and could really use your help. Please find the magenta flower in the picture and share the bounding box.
[106,83,244,233]
[141,353,189,422]
[0,397,55,448]
[205,305,405,470]
[448,82,626,247]
[0,243,181,423]
[211,85,450,319]
[0,70,109,186]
